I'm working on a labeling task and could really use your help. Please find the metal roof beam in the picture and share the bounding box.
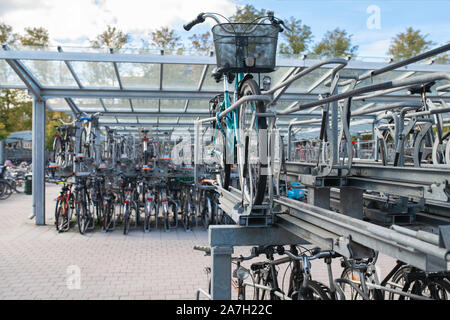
[57,46,83,88]
[2,50,450,72]
[2,45,42,99]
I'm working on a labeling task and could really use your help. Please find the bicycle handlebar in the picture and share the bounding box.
[285,249,338,262]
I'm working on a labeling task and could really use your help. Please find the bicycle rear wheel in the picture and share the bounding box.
[55,199,67,232]
[238,78,267,205]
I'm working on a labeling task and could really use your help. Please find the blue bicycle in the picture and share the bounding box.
[184,12,285,205]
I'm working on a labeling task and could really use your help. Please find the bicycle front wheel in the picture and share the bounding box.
[238,78,267,205]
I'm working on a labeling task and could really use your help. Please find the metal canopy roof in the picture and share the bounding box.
[0,45,449,135]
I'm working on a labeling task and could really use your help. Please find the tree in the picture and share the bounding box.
[0,22,18,45]
[279,17,313,55]
[151,27,182,53]
[0,26,50,144]
[388,27,434,60]
[189,32,212,54]
[91,25,129,50]
[313,28,358,58]
[0,90,32,140]
[20,27,49,46]
[435,52,449,64]
[229,4,266,22]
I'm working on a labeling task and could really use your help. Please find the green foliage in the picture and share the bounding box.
[229,4,266,23]
[0,22,18,45]
[279,17,312,55]
[313,28,358,58]
[388,27,434,60]
[91,25,129,50]
[433,51,449,64]
[20,27,49,46]
[189,32,212,54]
[151,27,182,53]
[0,89,32,140]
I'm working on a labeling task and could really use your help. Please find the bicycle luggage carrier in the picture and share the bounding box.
[212,23,279,73]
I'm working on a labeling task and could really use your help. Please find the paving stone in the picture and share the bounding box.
[0,183,398,299]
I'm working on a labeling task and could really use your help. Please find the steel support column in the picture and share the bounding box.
[339,187,364,220]
[208,225,308,299]
[32,97,46,225]
[211,246,233,300]
[307,187,330,209]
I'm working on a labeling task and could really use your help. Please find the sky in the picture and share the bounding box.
[0,0,449,58]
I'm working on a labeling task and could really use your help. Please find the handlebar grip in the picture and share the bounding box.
[193,245,211,254]
[183,13,205,31]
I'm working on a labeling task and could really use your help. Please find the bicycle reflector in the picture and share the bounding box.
[244,57,255,68]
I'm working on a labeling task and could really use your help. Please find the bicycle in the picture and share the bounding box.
[184,11,286,206]
[73,174,95,235]
[250,245,334,300]
[337,255,450,300]
[54,180,74,232]
[51,117,75,170]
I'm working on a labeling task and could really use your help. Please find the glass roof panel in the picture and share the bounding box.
[103,98,132,112]
[117,117,137,123]
[138,117,158,124]
[73,98,105,112]
[178,117,196,124]
[0,60,25,86]
[162,64,205,90]
[46,98,71,112]
[158,117,176,124]
[201,65,222,91]
[159,99,187,112]
[98,116,117,124]
[186,99,210,112]
[117,62,160,89]
[21,60,78,87]
[131,99,159,112]
[70,61,119,88]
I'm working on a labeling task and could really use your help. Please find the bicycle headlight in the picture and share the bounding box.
[233,266,250,280]
[263,76,271,91]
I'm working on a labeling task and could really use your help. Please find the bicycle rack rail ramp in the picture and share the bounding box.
[206,198,450,299]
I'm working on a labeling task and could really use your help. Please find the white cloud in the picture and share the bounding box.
[358,39,391,57]
[0,0,236,46]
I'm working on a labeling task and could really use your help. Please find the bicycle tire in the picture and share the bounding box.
[300,280,331,300]
[55,199,66,232]
[388,264,413,300]
[53,136,65,167]
[422,278,450,300]
[238,78,267,205]
[0,181,12,200]
[214,127,231,190]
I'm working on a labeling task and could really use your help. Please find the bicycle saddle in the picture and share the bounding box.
[408,81,435,94]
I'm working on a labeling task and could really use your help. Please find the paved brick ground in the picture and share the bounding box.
[0,183,397,300]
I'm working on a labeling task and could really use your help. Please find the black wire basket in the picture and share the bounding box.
[212,23,279,73]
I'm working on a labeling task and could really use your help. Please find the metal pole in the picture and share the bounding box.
[32,96,46,225]
[0,140,5,165]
